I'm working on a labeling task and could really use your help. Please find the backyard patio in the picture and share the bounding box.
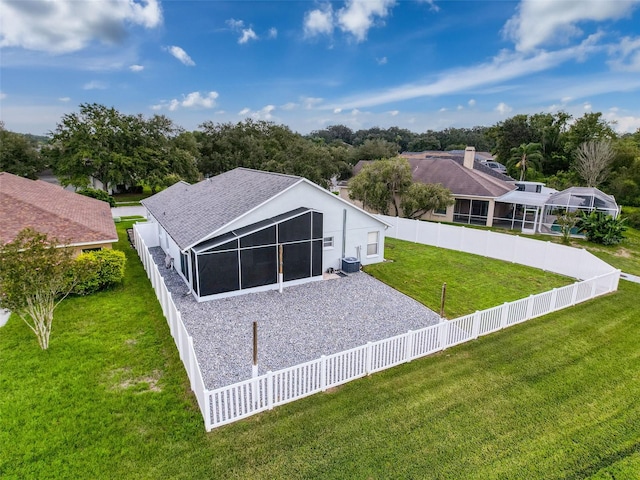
[149,247,441,389]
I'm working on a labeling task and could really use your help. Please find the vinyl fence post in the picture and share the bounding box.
[590,279,597,299]
[571,282,579,306]
[550,288,558,312]
[500,302,509,329]
[320,355,327,391]
[267,371,274,410]
[405,331,413,363]
[525,294,535,320]
[472,311,481,339]
[438,321,449,350]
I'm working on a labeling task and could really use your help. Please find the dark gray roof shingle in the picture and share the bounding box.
[142,168,302,249]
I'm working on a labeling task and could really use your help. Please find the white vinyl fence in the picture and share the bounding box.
[133,218,620,431]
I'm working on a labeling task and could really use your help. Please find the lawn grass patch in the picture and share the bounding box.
[1,220,638,479]
[364,237,572,318]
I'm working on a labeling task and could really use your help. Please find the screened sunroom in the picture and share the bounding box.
[188,207,323,299]
[540,187,620,235]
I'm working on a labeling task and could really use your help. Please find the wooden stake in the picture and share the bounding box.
[440,282,447,318]
[253,321,258,366]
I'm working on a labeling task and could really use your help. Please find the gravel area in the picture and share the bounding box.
[150,247,440,389]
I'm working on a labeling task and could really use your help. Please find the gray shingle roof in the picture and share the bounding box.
[141,168,302,250]
[354,155,515,198]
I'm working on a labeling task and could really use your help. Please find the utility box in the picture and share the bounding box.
[341,257,360,273]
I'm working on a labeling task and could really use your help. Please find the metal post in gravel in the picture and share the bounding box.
[252,321,258,378]
[278,244,283,293]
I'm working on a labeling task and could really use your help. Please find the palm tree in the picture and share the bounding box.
[508,143,543,181]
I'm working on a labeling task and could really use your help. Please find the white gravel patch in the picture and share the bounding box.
[150,247,440,389]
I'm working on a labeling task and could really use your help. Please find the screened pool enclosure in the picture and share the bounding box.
[187,208,323,299]
[539,187,620,234]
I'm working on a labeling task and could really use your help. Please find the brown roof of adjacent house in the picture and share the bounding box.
[354,153,515,198]
[0,172,118,246]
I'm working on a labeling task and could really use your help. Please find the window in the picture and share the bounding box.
[367,231,379,256]
[323,236,334,248]
[433,207,447,216]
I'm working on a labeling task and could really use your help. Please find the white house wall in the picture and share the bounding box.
[213,181,387,272]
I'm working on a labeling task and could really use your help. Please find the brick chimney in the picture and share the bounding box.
[463,146,476,170]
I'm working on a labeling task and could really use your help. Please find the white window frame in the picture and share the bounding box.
[367,231,379,257]
[433,206,447,216]
[323,236,334,249]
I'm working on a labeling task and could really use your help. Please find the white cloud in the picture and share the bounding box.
[439,107,447,112]
[281,102,298,111]
[503,0,640,52]
[154,91,219,111]
[0,92,7,100]
[237,105,277,120]
[608,35,640,71]
[226,19,245,30]
[417,0,440,13]
[268,28,278,39]
[583,102,592,110]
[181,91,219,109]
[59,97,70,102]
[166,45,195,66]
[226,18,259,44]
[83,80,107,90]
[0,0,162,54]
[239,107,251,115]
[334,108,342,114]
[468,99,476,107]
[389,110,399,116]
[457,105,464,111]
[325,35,603,110]
[303,97,323,109]
[604,110,640,133]
[495,102,512,115]
[376,56,388,65]
[239,28,258,44]
[337,0,396,42]
[304,5,334,37]
[129,64,144,72]
[351,108,361,115]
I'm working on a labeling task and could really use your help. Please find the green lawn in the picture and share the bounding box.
[1,220,639,479]
[365,237,572,319]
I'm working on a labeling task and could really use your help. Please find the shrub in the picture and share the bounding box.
[580,211,627,245]
[620,207,640,230]
[77,187,116,207]
[73,249,126,295]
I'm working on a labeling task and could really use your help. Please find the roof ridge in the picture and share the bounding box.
[235,167,302,180]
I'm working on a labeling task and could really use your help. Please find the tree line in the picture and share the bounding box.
[1,104,639,206]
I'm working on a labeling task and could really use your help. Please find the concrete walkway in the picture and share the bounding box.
[620,272,640,284]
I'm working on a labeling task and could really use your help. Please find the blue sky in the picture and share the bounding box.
[1,0,640,136]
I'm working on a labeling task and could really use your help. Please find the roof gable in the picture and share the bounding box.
[142,168,302,249]
[0,172,117,246]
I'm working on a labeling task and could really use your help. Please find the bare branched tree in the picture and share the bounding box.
[574,140,614,188]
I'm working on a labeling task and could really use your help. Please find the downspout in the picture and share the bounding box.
[342,209,347,259]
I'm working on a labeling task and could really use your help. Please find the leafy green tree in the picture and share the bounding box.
[0,123,45,179]
[197,119,345,188]
[0,229,81,350]
[47,103,141,191]
[400,183,454,219]
[77,187,115,207]
[348,157,412,215]
[349,139,399,163]
[508,143,544,181]
[564,112,617,155]
[407,134,441,151]
[308,125,355,145]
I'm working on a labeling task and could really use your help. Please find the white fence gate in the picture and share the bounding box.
[133,218,620,431]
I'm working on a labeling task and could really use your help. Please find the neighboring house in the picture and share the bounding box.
[141,167,388,301]
[342,147,518,228]
[0,172,118,254]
